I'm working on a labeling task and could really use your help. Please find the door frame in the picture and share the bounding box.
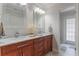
[75,3,79,56]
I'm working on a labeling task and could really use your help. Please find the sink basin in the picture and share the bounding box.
[0,36,30,44]
[0,42,5,44]
[15,36,29,39]
[28,35,36,37]
[0,38,15,43]
[16,36,26,38]
[0,33,47,44]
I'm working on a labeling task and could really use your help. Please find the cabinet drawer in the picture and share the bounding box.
[34,38,40,43]
[38,38,44,42]
[16,40,33,47]
[44,35,52,39]
[45,36,50,39]
[1,44,17,54]
[34,38,44,43]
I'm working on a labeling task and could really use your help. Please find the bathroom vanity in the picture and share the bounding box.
[0,4,53,56]
[0,34,53,56]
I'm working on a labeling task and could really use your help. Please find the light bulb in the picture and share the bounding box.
[20,3,27,5]
[34,7,45,14]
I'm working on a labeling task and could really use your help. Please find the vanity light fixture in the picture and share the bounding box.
[20,3,27,5]
[34,7,45,14]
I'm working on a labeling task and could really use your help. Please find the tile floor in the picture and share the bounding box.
[45,52,59,56]
[60,44,75,56]
[45,44,75,56]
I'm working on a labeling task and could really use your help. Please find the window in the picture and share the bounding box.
[66,18,75,41]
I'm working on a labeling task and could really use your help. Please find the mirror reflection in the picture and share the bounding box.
[33,7,45,35]
[0,3,46,38]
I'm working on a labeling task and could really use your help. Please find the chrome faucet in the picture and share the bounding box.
[14,32,19,37]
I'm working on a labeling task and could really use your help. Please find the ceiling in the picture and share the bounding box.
[3,3,75,14]
[33,3,75,13]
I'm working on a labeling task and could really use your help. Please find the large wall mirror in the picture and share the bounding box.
[33,7,45,34]
[0,3,26,37]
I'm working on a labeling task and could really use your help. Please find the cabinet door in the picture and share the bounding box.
[34,43,44,56]
[44,35,52,54]
[44,39,49,54]
[49,39,52,51]
[3,50,18,56]
[47,36,52,51]
[22,46,33,56]
[48,39,51,51]
[1,44,18,56]
[34,38,44,56]
[34,43,39,56]
[17,48,23,56]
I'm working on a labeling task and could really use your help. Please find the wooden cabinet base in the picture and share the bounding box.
[0,35,53,56]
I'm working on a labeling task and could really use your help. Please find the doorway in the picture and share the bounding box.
[60,9,76,55]
[60,17,76,56]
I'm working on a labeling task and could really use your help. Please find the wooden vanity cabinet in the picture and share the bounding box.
[1,44,18,56]
[34,35,52,56]
[44,37,49,54]
[22,45,33,56]
[49,35,52,51]
[17,45,33,56]
[3,50,18,56]
[44,35,52,54]
[0,40,34,56]
[0,35,52,56]
[33,37,44,56]
[16,40,34,56]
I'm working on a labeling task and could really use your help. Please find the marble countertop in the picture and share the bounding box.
[0,33,52,47]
